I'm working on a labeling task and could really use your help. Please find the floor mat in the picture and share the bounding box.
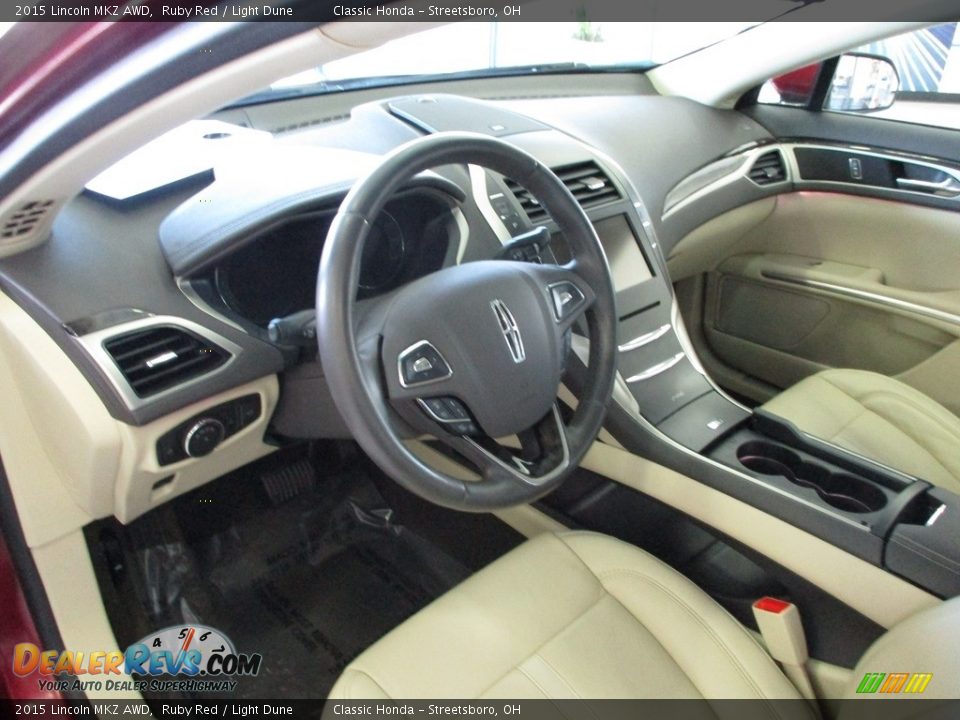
[125,453,472,698]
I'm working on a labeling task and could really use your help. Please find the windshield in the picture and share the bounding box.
[262,21,761,96]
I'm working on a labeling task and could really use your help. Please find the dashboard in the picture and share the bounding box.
[4,74,952,529]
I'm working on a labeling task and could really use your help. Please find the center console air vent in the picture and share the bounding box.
[103,326,229,398]
[748,150,787,186]
[505,161,621,223]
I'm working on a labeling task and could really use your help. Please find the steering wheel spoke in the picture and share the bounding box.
[434,405,571,488]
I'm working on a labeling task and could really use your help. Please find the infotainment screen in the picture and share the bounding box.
[592,214,654,292]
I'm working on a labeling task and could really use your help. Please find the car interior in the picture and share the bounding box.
[0,16,958,709]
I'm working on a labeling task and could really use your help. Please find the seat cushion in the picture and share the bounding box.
[762,368,960,494]
[330,531,810,712]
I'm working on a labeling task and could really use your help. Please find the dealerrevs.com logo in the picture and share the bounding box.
[13,625,262,694]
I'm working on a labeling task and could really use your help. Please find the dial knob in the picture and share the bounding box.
[183,418,225,458]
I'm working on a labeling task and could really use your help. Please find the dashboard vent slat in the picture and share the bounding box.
[748,150,787,186]
[103,326,229,398]
[504,160,621,224]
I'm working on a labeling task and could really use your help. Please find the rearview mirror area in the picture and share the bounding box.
[824,53,899,112]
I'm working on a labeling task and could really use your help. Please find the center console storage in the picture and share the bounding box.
[705,410,960,597]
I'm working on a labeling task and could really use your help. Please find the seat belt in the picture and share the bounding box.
[752,596,818,702]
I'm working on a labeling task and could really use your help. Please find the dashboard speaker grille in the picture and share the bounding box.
[0,200,56,240]
[103,326,229,398]
[505,160,621,223]
[748,150,787,186]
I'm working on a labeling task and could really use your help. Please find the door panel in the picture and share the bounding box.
[671,191,960,415]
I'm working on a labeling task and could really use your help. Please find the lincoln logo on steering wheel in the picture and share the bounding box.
[490,299,525,363]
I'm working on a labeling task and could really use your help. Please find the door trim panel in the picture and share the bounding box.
[762,271,960,331]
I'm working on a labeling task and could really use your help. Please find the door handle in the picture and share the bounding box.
[895,175,960,196]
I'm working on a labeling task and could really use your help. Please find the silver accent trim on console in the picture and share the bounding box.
[761,271,960,329]
[76,315,244,412]
[926,504,947,527]
[469,163,512,245]
[557,142,864,529]
[625,352,685,383]
[618,323,671,353]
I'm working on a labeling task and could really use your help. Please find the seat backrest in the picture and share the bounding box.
[840,596,960,707]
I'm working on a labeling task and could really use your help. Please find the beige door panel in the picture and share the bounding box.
[669,192,960,290]
[671,192,960,407]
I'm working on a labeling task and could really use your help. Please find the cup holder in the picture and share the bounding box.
[737,441,887,514]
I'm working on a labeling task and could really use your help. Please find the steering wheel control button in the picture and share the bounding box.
[417,398,477,436]
[549,281,585,322]
[183,418,226,458]
[398,340,452,387]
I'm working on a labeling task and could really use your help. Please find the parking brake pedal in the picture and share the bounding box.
[260,458,317,505]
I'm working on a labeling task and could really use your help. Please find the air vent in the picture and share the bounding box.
[0,200,56,240]
[748,150,787,186]
[103,326,229,398]
[504,161,622,223]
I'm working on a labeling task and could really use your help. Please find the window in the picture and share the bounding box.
[757,23,960,130]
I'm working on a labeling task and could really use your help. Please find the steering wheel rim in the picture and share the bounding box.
[317,131,617,512]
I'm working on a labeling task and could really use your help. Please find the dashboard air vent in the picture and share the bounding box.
[748,150,787,186]
[504,161,621,223]
[103,326,229,398]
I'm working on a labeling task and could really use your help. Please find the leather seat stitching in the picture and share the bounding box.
[532,652,585,699]
[344,668,391,699]
[514,664,555,699]
[596,568,803,720]
[474,590,608,698]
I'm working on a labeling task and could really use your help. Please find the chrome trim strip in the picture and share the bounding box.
[416,398,465,425]
[464,405,570,487]
[451,206,470,265]
[761,272,960,329]
[469,163,512,245]
[625,352,685,384]
[177,278,248,334]
[397,340,452,389]
[926,504,947,527]
[618,323,671,353]
[76,315,244,412]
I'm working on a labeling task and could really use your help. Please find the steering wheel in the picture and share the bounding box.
[317,132,617,512]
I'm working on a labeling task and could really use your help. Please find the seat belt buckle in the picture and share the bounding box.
[752,596,809,667]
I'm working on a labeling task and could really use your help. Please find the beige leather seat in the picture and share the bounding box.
[762,369,960,494]
[332,531,960,704]
[330,531,812,710]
